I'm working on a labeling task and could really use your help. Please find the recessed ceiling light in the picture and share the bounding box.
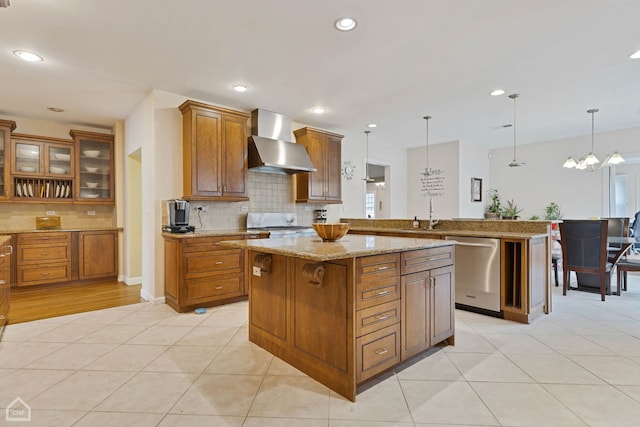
[13,50,43,62]
[311,106,327,114]
[232,84,248,92]
[47,107,64,113]
[335,17,357,31]
[489,89,505,96]
[630,49,640,59]
[367,123,378,128]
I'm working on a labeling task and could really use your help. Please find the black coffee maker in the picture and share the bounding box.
[163,199,195,233]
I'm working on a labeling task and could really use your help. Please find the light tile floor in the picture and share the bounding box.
[2,275,640,426]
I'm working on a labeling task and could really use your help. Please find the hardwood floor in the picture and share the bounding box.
[7,281,143,324]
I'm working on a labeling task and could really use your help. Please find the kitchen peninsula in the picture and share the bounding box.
[224,234,455,401]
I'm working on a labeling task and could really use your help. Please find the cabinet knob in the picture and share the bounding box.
[374,348,388,355]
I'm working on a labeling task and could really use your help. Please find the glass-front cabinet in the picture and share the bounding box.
[70,130,115,203]
[0,120,16,200]
[11,135,75,201]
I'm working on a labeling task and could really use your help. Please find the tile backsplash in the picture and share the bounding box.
[0,203,115,231]
[187,171,324,230]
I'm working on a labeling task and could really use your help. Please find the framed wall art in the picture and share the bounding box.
[471,177,482,202]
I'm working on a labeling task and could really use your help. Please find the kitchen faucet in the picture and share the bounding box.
[425,196,439,230]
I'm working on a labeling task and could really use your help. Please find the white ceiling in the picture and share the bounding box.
[1,0,639,150]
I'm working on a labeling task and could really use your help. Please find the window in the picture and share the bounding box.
[365,192,375,218]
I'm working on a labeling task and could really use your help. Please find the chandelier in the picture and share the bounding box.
[562,108,625,170]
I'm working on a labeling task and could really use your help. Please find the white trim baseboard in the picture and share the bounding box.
[140,289,166,305]
[119,275,142,286]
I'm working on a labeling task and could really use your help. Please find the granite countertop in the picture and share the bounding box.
[161,229,269,239]
[0,227,122,234]
[349,226,548,240]
[221,234,454,261]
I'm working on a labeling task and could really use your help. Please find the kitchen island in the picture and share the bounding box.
[223,234,455,401]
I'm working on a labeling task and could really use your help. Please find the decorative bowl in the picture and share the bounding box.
[54,153,71,161]
[50,166,66,174]
[312,223,350,242]
[84,166,99,173]
[86,181,98,188]
[85,193,99,198]
[19,166,36,172]
[83,150,100,158]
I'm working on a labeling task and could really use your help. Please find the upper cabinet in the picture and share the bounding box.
[0,120,16,200]
[179,100,250,201]
[70,130,115,204]
[294,127,343,203]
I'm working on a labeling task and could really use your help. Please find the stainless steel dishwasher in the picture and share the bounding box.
[445,236,501,313]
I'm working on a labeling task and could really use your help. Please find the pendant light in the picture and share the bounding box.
[563,108,625,170]
[507,93,525,167]
[423,115,432,177]
[362,130,374,182]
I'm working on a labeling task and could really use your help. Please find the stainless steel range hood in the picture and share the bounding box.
[248,109,316,174]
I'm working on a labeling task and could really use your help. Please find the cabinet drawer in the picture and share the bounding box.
[17,262,72,286]
[185,273,243,302]
[184,249,242,278]
[356,253,400,283]
[356,300,400,337]
[401,246,453,275]
[18,244,71,264]
[356,324,400,383]
[356,275,400,310]
[17,232,71,245]
[182,235,242,253]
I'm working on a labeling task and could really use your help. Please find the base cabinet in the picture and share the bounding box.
[164,234,266,312]
[78,230,117,280]
[0,236,12,329]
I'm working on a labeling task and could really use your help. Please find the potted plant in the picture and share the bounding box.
[501,199,523,219]
[544,202,563,220]
[484,189,502,220]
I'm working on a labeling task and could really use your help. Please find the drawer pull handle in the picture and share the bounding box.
[215,286,223,290]
[376,266,388,271]
[41,273,49,276]
[3,245,12,255]
[375,315,389,321]
[0,280,5,285]
[215,261,223,265]
[41,252,49,256]
[377,290,390,295]
[375,348,388,355]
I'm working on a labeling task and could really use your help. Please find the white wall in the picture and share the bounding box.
[407,141,460,220]
[489,126,640,219]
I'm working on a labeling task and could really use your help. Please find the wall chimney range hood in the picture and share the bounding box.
[248,109,317,174]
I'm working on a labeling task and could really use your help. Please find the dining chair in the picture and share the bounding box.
[559,219,612,301]
[603,217,630,262]
[617,258,640,292]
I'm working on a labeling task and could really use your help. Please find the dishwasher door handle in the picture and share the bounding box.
[452,241,497,249]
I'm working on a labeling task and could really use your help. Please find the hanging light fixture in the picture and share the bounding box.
[362,130,374,182]
[507,93,525,167]
[423,115,432,177]
[563,108,625,170]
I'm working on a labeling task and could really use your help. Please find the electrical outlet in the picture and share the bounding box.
[241,206,249,212]
[87,210,96,216]
[196,205,207,212]
[46,210,56,215]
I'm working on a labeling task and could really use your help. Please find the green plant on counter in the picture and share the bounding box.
[544,202,563,220]
[529,214,540,220]
[487,189,501,214]
[501,199,523,219]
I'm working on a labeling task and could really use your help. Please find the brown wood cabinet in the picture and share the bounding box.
[0,120,16,200]
[78,230,118,280]
[164,233,266,312]
[16,232,72,286]
[294,127,343,203]
[501,237,549,323]
[70,130,115,204]
[179,100,250,201]
[0,236,12,330]
[401,247,455,361]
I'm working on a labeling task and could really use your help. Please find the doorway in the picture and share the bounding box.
[364,162,390,218]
